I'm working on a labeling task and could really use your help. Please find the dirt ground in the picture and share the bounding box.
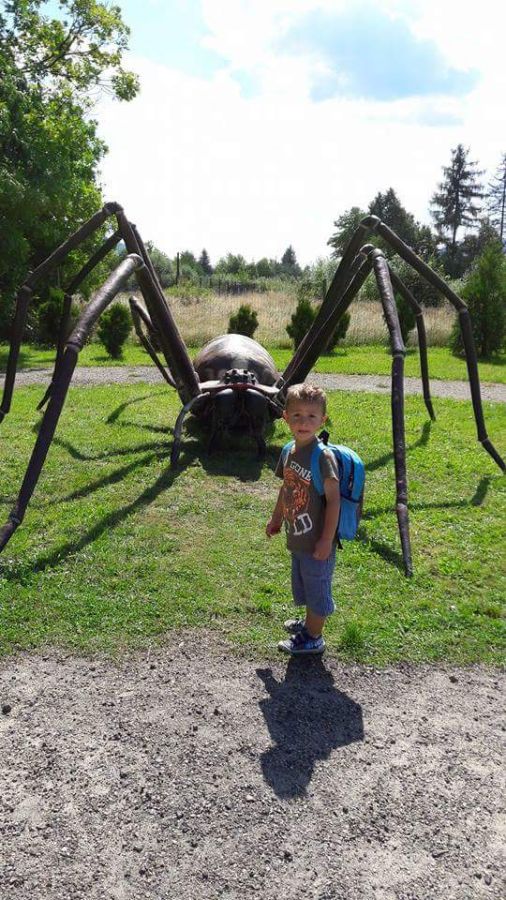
[0,634,504,900]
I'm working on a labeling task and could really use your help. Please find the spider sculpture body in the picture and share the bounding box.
[0,203,504,575]
[180,334,281,459]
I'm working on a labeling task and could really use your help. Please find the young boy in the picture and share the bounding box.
[266,384,340,655]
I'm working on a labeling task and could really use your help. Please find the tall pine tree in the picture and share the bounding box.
[198,249,213,275]
[487,153,506,245]
[431,145,484,275]
[281,246,301,277]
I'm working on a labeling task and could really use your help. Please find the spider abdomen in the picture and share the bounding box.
[193,334,278,386]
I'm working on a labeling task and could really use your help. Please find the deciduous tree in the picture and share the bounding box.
[0,0,139,336]
[369,188,435,259]
[215,254,248,276]
[327,206,366,258]
[328,194,434,262]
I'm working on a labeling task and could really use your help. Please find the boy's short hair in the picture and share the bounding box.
[285,384,327,414]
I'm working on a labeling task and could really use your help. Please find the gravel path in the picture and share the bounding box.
[0,635,504,900]
[2,366,505,402]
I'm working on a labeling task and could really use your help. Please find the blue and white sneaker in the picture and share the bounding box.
[278,628,325,655]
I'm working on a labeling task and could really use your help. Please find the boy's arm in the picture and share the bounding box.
[266,485,284,537]
[313,478,340,560]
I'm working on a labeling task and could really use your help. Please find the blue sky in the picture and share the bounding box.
[118,0,225,79]
[279,4,478,104]
[114,0,478,109]
[54,0,506,262]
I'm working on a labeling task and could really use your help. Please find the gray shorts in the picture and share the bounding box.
[291,548,336,617]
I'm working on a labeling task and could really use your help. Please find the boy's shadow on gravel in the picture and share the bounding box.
[256,660,363,799]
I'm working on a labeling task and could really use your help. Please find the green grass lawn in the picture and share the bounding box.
[0,385,504,663]
[1,341,505,383]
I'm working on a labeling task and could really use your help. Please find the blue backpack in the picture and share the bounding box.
[282,434,365,546]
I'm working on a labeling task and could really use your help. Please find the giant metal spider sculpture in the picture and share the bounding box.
[0,202,504,575]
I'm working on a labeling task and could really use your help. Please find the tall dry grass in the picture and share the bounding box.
[124,290,457,348]
[346,300,456,347]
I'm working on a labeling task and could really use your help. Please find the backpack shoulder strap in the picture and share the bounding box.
[281,439,295,467]
[310,441,326,495]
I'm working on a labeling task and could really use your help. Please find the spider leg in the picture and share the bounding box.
[37,229,123,412]
[114,211,201,406]
[370,249,413,577]
[129,297,176,388]
[278,246,375,390]
[0,284,33,425]
[1,203,121,425]
[388,267,436,421]
[364,217,505,472]
[0,254,143,554]
[171,393,210,467]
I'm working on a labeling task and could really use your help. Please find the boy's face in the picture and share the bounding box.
[283,400,327,446]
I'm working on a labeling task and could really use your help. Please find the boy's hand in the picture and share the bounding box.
[313,537,333,560]
[266,519,282,538]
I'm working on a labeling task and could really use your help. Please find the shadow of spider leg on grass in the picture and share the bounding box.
[0,449,192,581]
[360,474,494,571]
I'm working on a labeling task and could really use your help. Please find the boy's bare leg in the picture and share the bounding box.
[305,608,326,638]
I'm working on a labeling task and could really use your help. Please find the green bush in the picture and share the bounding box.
[449,241,506,358]
[288,278,350,351]
[35,287,79,347]
[228,304,259,338]
[326,311,351,350]
[97,303,131,358]
[286,297,316,349]
[286,296,351,350]
[394,291,416,345]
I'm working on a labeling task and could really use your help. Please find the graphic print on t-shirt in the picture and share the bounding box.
[283,460,313,537]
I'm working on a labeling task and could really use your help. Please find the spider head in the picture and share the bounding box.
[212,370,270,434]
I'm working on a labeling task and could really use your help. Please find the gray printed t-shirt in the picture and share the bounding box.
[275,438,339,553]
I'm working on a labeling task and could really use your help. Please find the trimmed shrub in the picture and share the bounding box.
[326,311,351,350]
[97,303,131,358]
[449,241,506,358]
[288,280,350,351]
[286,297,316,349]
[228,304,259,338]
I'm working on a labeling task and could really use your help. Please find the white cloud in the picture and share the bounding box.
[95,0,506,265]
